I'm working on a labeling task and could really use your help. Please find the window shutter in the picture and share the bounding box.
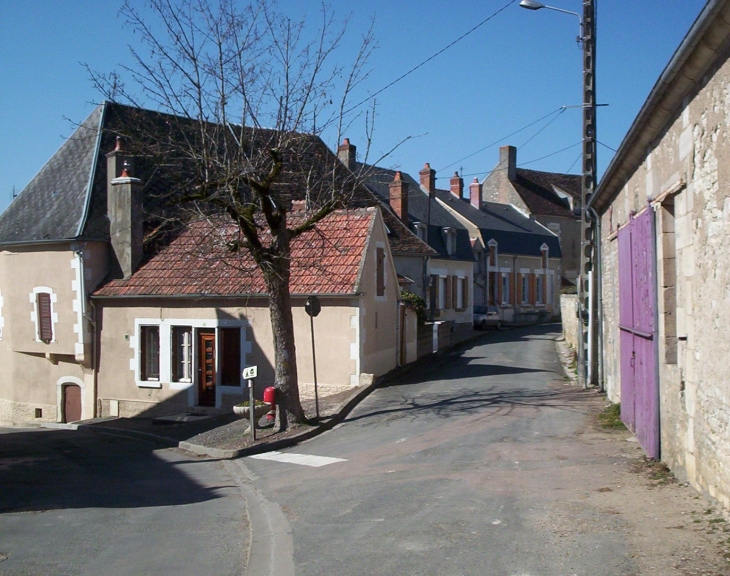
[509,273,515,305]
[530,274,536,304]
[376,248,385,296]
[37,293,53,343]
[517,274,523,305]
[463,278,469,308]
[496,273,502,304]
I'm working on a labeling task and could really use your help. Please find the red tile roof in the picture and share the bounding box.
[94,209,376,297]
[512,168,581,218]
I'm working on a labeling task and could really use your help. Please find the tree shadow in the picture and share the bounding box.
[347,385,590,424]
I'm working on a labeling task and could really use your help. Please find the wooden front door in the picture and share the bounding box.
[198,330,216,406]
[63,385,82,423]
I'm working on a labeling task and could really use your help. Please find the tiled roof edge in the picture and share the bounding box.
[354,207,378,293]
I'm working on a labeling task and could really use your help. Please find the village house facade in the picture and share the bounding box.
[435,174,562,323]
[482,145,581,285]
[591,0,730,511]
[0,102,420,424]
[338,140,475,332]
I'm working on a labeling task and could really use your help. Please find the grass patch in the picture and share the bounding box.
[598,402,626,430]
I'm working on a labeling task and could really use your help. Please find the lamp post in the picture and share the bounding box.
[520,0,597,388]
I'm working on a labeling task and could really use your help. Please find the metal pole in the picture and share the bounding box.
[248,378,256,441]
[310,315,319,419]
[579,0,597,387]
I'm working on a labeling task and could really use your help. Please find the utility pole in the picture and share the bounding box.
[579,0,597,387]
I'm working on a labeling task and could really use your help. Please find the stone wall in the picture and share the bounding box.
[597,46,730,510]
[560,294,579,353]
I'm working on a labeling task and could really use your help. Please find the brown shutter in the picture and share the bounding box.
[530,274,536,305]
[220,327,241,386]
[444,276,452,309]
[517,274,523,305]
[37,292,53,343]
[431,274,440,310]
[376,248,385,296]
[509,273,515,305]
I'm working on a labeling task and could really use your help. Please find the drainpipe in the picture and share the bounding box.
[75,247,99,417]
[587,206,604,391]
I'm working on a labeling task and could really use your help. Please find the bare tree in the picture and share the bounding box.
[87,0,378,427]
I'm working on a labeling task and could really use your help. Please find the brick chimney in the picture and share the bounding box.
[107,138,143,280]
[469,178,482,209]
[337,138,356,171]
[419,162,436,194]
[389,171,409,224]
[500,145,517,181]
[449,172,464,199]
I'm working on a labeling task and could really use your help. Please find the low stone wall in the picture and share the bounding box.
[560,294,579,352]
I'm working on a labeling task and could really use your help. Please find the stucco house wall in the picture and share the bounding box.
[0,242,107,424]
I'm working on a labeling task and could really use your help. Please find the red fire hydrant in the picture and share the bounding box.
[263,386,276,422]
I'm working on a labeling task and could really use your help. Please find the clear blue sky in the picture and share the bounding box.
[0,0,708,214]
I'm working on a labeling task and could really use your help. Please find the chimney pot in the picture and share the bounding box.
[389,171,409,224]
[469,177,482,209]
[337,138,356,171]
[449,171,464,199]
[419,163,436,194]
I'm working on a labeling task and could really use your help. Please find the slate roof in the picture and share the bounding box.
[95,209,375,297]
[0,102,433,261]
[0,106,103,243]
[434,190,562,258]
[511,168,581,218]
[357,163,474,262]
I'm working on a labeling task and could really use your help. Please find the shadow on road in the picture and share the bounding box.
[346,385,590,424]
[0,428,224,513]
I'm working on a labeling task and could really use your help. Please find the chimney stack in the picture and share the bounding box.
[449,172,464,199]
[337,138,356,172]
[469,177,482,209]
[500,145,517,181]
[389,171,409,224]
[419,163,436,195]
[107,138,143,280]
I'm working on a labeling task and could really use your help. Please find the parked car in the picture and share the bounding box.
[473,305,501,330]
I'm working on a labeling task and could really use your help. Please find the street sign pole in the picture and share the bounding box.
[248,378,255,442]
[304,296,322,420]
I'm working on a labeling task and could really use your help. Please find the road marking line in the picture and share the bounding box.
[249,451,347,467]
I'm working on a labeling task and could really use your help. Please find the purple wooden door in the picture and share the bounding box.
[618,208,659,459]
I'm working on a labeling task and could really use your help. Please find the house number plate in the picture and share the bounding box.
[242,366,258,380]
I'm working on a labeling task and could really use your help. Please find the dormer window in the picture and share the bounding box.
[541,243,549,269]
[487,239,498,267]
[442,227,457,256]
[413,222,427,242]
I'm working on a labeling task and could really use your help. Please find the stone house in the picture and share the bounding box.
[590,0,730,510]
[482,145,581,284]
[0,102,418,424]
[338,140,475,333]
[435,173,562,323]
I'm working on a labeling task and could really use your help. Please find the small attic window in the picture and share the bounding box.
[442,227,456,256]
[413,222,427,242]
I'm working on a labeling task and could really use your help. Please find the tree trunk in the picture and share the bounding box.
[262,236,305,429]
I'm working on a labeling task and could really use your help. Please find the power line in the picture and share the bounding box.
[597,140,617,153]
[454,140,582,180]
[344,0,517,115]
[439,106,567,172]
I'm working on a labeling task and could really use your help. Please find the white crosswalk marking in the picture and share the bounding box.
[248,451,347,467]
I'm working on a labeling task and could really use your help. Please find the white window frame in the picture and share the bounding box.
[413,222,427,242]
[536,275,545,305]
[501,273,510,305]
[438,276,447,310]
[456,276,464,309]
[131,318,251,394]
[521,274,529,305]
[171,326,193,383]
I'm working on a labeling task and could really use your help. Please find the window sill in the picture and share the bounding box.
[170,381,193,391]
[137,381,162,389]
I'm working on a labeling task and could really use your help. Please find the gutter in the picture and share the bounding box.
[90,292,363,300]
[591,0,730,213]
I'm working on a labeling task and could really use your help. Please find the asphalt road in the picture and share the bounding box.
[0,428,247,575]
[240,324,637,576]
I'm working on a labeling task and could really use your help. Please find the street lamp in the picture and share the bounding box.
[520,0,598,388]
[518,0,583,42]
